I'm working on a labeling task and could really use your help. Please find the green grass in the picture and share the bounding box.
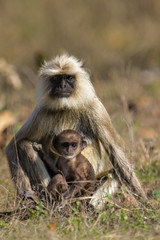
[137,160,160,184]
[0,196,160,240]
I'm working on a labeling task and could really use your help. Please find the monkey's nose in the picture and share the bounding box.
[67,146,72,153]
[61,79,66,88]
[66,147,69,152]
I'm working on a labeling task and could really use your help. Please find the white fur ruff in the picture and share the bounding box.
[37,54,96,110]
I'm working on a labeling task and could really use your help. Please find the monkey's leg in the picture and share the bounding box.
[6,139,51,197]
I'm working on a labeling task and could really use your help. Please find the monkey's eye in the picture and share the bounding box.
[67,75,75,83]
[62,142,69,148]
[49,75,61,83]
[71,142,77,148]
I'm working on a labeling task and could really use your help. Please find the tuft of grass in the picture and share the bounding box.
[0,218,9,228]
[152,190,160,202]
[29,201,48,219]
[137,160,160,184]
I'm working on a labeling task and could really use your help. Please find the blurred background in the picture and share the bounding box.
[0,0,160,190]
[1,0,160,73]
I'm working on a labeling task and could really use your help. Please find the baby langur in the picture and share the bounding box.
[32,130,95,201]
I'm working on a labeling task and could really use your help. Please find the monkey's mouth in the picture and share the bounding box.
[63,153,75,159]
[51,90,72,98]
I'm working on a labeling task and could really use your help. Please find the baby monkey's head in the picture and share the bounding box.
[53,130,87,159]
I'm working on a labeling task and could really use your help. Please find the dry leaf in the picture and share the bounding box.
[50,221,57,232]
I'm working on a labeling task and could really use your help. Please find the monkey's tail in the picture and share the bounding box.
[111,144,147,200]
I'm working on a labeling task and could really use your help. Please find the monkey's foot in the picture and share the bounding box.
[22,190,37,203]
[90,179,119,210]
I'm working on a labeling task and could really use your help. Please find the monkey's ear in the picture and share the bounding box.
[82,140,87,150]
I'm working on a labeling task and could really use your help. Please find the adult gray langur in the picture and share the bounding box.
[6,54,146,208]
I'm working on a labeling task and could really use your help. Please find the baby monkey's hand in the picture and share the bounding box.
[32,142,43,152]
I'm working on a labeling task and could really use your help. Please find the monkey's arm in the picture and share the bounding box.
[6,138,32,195]
[6,108,51,196]
[32,142,59,175]
[92,98,147,200]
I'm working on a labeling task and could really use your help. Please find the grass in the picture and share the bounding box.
[0,193,160,240]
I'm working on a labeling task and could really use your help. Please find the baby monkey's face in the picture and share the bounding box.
[54,134,82,159]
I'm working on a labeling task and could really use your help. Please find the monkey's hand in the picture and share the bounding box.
[22,190,37,203]
[32,142,43,152]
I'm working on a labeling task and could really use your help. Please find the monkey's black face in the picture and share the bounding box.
[49,74,76,98]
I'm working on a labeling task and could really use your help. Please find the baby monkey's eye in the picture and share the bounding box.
[62,142,69,148]
[71,142,77,148]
